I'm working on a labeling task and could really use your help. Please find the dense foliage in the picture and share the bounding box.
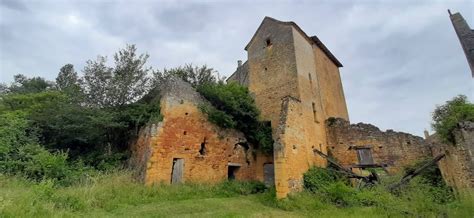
[197,82,274,154]
[0,45,161,183]
[154,64,218,88]
[403,158,455,203]
[300,166,459,215]
[432,95,474,144]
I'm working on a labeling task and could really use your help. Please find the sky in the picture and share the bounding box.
[1,0,473,136]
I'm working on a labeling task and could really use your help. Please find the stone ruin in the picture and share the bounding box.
[130,16,473,198]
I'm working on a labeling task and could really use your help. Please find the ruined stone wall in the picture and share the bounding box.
[227,61,249,86]
[130,78,272,185]
[326,118,432,174]
[273,97,314,198]
[431,121,474,196]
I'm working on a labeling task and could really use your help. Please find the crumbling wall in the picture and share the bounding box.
[129,123,162,182]
[326,118,432,174]
[430,121,474,196]
[130,77,272,185]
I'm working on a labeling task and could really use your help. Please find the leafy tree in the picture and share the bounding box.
[111,44,151,106]
[9,74,53,94]
[56,64,81,93]
[432,95,474,144]
[0,83,8,94]
[82,56,114,107]
[82,44,151,107]
[155,64,218,88]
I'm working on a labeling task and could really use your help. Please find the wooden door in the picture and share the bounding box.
[263,163,275,187]
[356,148,374,165]
[171,158,184,184]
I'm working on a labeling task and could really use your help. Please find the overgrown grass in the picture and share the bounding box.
[1,171,473,217]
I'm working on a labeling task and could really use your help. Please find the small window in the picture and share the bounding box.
[356,148,374,165]
[308,73,313,86]
[312,102,318,123]
[265,38,272,47]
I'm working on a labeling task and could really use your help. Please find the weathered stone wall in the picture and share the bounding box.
[246,18,299,129]
[130,77,272,185]
[430,121,474,197]
[273,96,313,198]
[312,45,349,120]
[326,118,432,174]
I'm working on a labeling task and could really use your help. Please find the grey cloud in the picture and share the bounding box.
[0,0,28,11]
[0,0,473,137]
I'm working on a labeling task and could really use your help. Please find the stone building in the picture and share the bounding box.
[130,77,273,185]
[228,17,350,198]
[131,17,441,199]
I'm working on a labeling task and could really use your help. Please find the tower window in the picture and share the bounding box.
[308,73,313,86]
[265,38,272,47]
[312,102,318,123]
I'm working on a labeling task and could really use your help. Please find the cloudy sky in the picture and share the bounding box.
[1,0,473,136]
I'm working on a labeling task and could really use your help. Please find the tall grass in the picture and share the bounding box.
[0,171,266,217]
[1,170,473,217]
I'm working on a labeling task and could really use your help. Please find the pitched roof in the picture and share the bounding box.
[244,16,343,67]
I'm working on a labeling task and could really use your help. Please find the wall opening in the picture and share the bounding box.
[312,102,318,123]
[309,73,313,86]
[263,163,275,187]
[171,158,184,184]
[265,38,272,47]
[199,138,207,155]
[356,148,374,165]
[228,165,240,180]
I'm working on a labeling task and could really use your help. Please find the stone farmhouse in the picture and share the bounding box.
[130,17,473,198]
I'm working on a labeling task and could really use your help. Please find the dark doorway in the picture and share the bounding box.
[356,148,374,165]
[263,163,275,187]
[228,165,240,180]
[171,158,184,184]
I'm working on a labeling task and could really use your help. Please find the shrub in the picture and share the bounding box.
[403,160,455,204]
[197,82,273,153]
[432,95,474,144]
[303,167,346,193]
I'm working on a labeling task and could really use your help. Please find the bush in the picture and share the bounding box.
[0,111,72,183]
[303,167,347,193]
[432,95,474,144]
[197,82,273,153]
[403,160,455,204]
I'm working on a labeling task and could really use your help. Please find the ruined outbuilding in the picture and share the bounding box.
[429,121,474,197]
[130,16,470,198]
[130,77,273,185]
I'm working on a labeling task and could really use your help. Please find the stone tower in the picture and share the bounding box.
[449,10,474,77]
[228,17,349,198]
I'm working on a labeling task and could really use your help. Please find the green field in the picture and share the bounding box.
[1,172,473,218]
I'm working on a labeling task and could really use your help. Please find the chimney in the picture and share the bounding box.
[237,60,242,68]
